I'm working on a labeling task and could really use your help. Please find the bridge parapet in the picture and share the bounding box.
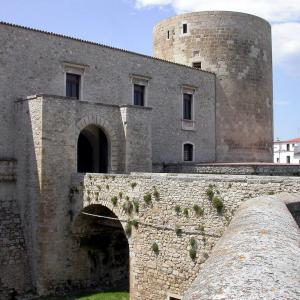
[69,172,300,300]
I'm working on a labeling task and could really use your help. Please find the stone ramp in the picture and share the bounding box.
[183,193,300,300]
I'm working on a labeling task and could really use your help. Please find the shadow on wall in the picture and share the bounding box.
[72,204,130,292]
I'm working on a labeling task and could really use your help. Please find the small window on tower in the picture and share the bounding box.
[193,62,202,69]
[66,73,80,99]
[167,30,170,39]
[183,23,188,34]
[183,143,194,162]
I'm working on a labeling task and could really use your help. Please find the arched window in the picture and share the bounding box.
[183,143,194,162]
[77,125,109,173]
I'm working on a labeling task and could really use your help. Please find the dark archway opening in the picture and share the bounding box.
[77,125,108,173]
[73,205,129,292]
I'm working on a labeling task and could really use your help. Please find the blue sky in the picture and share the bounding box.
[0,0,299,140]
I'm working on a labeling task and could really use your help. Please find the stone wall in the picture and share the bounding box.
[0,162,31,299]
[69,173,300,300]
[183,193,300,300]
[158,163,300,176]
[0,21,216,164]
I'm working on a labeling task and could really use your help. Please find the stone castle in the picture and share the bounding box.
[0,11,299,300]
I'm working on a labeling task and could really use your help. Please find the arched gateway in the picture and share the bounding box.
[72,204,129,292]
[77,125,109,173]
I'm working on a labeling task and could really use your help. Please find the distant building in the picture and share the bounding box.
[274,138,300,164]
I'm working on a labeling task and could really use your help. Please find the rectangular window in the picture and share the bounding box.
[193,62,202,69]
[183,93,193,120]
[134,84,145,106]
[183,23,187,34]
[184,143,193,162]
[167,30,170,39]
[287,156,291,163]
[66,73,80,99]
[276,158,279,163]
[287,144,290,151]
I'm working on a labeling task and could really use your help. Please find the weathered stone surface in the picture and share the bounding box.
[183,193,300,300]
[68,173,300,300]
[153,11,273,162]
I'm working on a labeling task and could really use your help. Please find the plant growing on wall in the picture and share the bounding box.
[144,193,152,205]
[189,237,197,261]
[174,205,181,215]
[183,208,189,217]
[119,191,123,199]
[125,221,132,237]
[175,225,183,237]
[153,187,160,200]
[151,242,159,254]
[123,201,133,215]
[131,219,139,229]
[206,188,214,201]
[133,200,139,213]
[111,196,118,207]
[212,196,224,213]
[197,224,205,232]
[193,204,204,217]
[130,182,137,189]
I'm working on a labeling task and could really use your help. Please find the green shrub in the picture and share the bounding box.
[193,204,204,217]
[144,193,152,205]
[111,196,118,206]
[175,225,183,237]
[106,184,109,190]
[125,196,130,201]
[228,183,232,188]
[125,222,132,237]
[119,191,123,199]
[197,224,205,232]
[133,200,139,213]
[151,242,159,254]
[212,196,224,213]
[183,208,189,218]
[206,188,214,201]
[174,205,181,215]
[268,191,275,195]
[189,248,197,261]
[123,201,133,215]
[131,219,139,229]
[130,182,137,189]
[190,237,197,249]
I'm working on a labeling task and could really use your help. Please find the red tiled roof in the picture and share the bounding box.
[274,137,300,144]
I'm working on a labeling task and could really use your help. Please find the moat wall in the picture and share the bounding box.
[68,173,300,300]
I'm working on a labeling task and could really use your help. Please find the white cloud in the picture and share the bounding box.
[135,0,300,22]
[135,0,300,75]
[272,23,300,62]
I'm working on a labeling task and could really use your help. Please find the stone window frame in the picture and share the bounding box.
[180,21,190,36]
[63,62,87,100]
[166,292,183,300]
[130,74,151,107]
[181,85,197,131]
[182,141,195,163]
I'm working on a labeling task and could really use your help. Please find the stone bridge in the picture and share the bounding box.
[68,172,300,300]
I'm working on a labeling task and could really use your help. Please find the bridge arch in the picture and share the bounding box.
[72,203,130,292]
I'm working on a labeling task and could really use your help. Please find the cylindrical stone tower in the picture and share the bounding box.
[153,11,273,162]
